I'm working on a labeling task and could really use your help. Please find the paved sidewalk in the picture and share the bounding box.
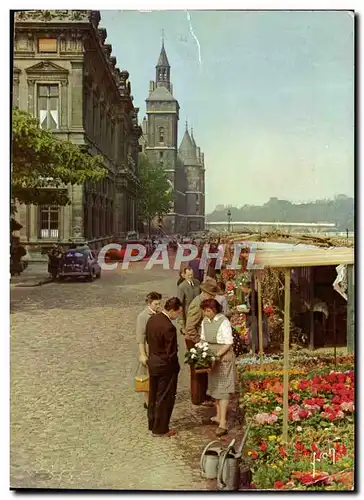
[11,264,210,490]
[10,262,51,287]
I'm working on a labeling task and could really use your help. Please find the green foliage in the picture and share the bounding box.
[136,153,173,227]
[11,107,107,206]
[208,196,354,231]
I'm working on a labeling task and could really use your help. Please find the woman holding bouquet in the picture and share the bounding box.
[200,298,235,437]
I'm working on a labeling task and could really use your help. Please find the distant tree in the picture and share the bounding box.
[207,196,354,230]
[11,108,107,209]
[136,153,173,236]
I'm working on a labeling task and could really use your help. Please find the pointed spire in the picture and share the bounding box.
[155,38,171,90]
[185,120,188,131]
[156,41,170,68]
[179,127,198,165]
[190,126,196,147]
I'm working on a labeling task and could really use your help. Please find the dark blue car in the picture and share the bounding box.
[59,248,101,281]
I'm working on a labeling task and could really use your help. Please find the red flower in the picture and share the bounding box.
[279,446,287,457]
[259,442,267,453]
[311,443,320,453]
[298,409,308,419]
[250,450,258,460]
[274,481,285,489]
[295,441,305,451]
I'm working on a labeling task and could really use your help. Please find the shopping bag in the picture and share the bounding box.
[134,362,149,392]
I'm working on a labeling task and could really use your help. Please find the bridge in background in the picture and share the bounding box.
[205,221,338,235]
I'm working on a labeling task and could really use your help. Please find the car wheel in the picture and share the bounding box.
[88,269,96,282]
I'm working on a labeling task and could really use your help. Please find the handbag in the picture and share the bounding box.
[134,362,149,392]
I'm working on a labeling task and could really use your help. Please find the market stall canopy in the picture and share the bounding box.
[232,240,354,268]
[230,231,353,249]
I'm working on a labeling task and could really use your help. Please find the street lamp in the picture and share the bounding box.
[227,209,232,233]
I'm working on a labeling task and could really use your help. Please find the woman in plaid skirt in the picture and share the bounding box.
[200,298,236,437]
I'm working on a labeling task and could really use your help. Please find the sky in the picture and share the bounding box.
[100,10,354,213]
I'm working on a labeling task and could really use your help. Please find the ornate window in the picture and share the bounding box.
[38,205,59,239]
[37,84,59,129]
[159,127,164,143]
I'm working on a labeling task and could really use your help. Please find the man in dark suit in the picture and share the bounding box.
[146,297,183,437]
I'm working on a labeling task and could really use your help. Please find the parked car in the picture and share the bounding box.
[59,248,101,281]
[105,240,153,262]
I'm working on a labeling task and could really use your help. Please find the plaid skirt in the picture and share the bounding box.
[207,348,236,400]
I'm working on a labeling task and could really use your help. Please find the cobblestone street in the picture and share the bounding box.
[10,263,213,490]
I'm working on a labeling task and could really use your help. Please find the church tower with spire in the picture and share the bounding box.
[144,40,183,234]
[142,40,205,235]
[179,123,205,232]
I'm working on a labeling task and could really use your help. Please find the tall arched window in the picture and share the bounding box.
[159,127,164,143]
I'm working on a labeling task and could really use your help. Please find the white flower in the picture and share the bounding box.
[202,352,207,358]
[211,356,215,362]
[203,346,209,352]
[297,426,303,432]
[190,348,197,354]
[275,406,282,412]
[191,354,196,359]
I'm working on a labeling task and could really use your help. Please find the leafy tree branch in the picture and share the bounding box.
[11,107,107,207]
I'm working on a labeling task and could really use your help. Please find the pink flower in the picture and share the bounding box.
[255,412,278,425]
[341,401,354,412]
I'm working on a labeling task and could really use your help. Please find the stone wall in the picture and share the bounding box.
[13,10,142,253]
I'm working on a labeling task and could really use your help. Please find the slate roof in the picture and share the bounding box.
[147,85,176,101]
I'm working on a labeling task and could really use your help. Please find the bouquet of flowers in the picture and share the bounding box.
[185,341,215,373]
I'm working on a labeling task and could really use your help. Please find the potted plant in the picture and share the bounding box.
[185,341,215,374]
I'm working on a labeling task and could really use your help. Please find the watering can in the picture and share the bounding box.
[199,440,223,479]
[217,422,252,491]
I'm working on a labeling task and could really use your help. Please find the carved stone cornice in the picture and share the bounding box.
[97,28,107,45]
[15,10,100,27]
[109,56,117,69]
[103,43,112,59]
[118,70,131,98]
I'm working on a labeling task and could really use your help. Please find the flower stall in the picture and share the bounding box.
[231,240,355,490]
[238,352,354,490]
[207,235,355,490]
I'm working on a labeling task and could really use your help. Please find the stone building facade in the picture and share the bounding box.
[142,43,205,235]
[12,10,142,253]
